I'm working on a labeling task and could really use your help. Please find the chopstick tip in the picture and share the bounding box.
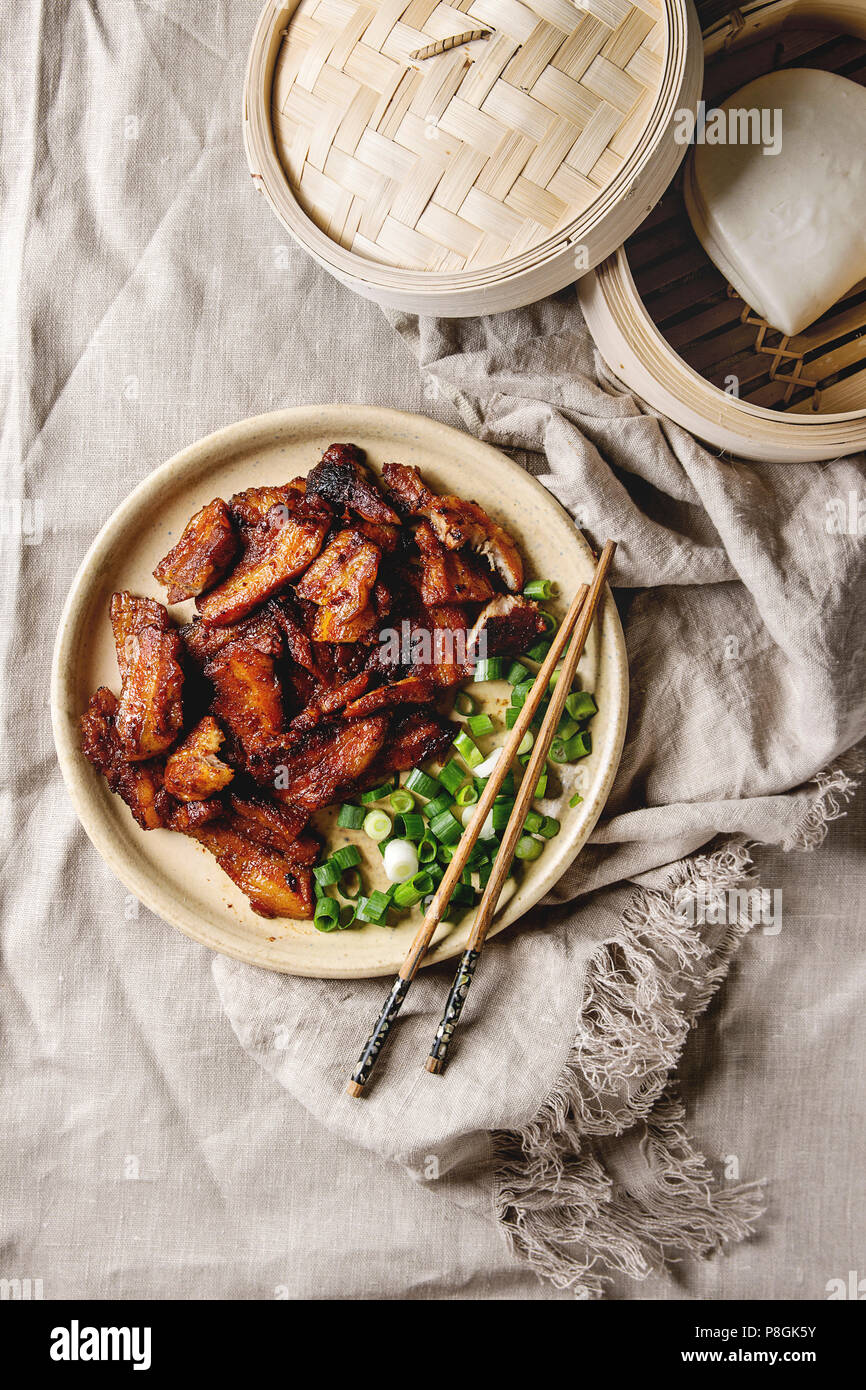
[346,1080,365,1098]
[425,1056,445,1074]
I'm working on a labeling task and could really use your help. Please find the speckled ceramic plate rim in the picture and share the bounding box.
[51,405,628,978]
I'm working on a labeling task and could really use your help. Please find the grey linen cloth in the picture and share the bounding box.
[215,294,866,1297]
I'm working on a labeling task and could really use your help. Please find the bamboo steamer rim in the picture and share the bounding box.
[580,0,866,448]
[243,0,698,293]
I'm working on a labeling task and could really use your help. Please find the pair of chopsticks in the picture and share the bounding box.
[347,539,617,1097]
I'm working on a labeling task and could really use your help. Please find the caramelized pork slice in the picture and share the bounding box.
[185,821,315,919]
[115,622,185,763]
[272,715,388,812]
[309,603,378,644]
[414,522,494,605]
[167,798,224,832]
[205,628,285,769]
[110,591,170,682]
[343,675,432,719]
[466,594,547,661]
[163,716,234,801]
[80,687,172,830]
[268,597,317,672]
[197,498,329,627]
[295,529,380,619]
[180,609,282,670]
[306,443,400,524]
[384,462,523,591]
[228,479,311,528]
[228,794,318,864]
[400,603,473,688]
[153,499,238,603]
[289,672,371,732]
[364,707,453,782]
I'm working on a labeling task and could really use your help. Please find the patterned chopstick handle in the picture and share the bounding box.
[348,975,412,1094]
[425,948,480,1073]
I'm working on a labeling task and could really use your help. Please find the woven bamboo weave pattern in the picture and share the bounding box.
[271,0,666,271]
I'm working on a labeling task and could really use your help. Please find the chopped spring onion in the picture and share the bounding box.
[534,767,548,799]
[461,804,494,838]
[314,897,340,932]
[454,690,476,716]
[447,881,476,907]
[473,657,505,682]
[437,760,465,795]
[405,768,441,799]
[505,706,520,729]
[336,803,365,829]
[473,747,502,780]
[356,890,392,924]
[556,719,579,746]
[455,783,478,807]
[339,869,361,900]
[417,836,438,864]
[467,712,495,737]
[423,792,455,820]
[392,871,435,909]
[360,780,394,804]
[551,731,592,763]
[453,730,483,769]
[515,834,543,861]
[476,769,514,798]
[389,788,415,815]
[329,844,361,873]
[429,809,463,844]
[436,843,455,864]
[460,804,477,829]
[510,677,535,709]
[383,839,420,884]
[525,640,552,662]
[569,791,584,807]
[393,811,425,841]
[518,730,534,755]
[507,660,531,685]
[523,578,557,601]
[539,610,557,634]
[539,816,560,838]
[565,691,598,722]
[523,810,544,834]
[363,809,392,842]
[313,860,340,887]
[492,797,515,833]
[339,903,358,929]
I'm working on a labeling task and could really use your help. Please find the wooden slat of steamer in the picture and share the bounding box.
[269,0,667,272]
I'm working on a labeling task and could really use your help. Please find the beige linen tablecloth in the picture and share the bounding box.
[1,0,864,1300]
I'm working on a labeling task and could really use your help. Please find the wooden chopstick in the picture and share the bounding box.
[425,539,616,1074]
[346,569,598,1097]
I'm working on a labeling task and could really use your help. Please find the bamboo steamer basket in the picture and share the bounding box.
[244,0,703,315]
[579,0,866,461]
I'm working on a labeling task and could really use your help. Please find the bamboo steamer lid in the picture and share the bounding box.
[579,0,866,461]
[244,0,703,314]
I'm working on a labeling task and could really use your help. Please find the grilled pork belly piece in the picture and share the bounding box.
[343,675,432,718]
[414,521,494,605]
[228,479,309,528]
[306,443,400,524]
[185,820,315,919]
[289,672,371,732]
[80,687,172,830]
[163,716,234,802]
[273,714,389,812]
[167,798,224,833]
[384,462,524,591]
[467,594,547,660]
[205,627,286,772]
[364,707,453,782]
[228,794,318,864]
[110,591,170,681]
[295,528,380,617]
[109,592,185,762]
[197,497,330,627]
[153,499,238,604]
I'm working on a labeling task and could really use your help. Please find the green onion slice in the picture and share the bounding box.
[336,803,365,829]
[405,768,441,799]
[363,809,392,842]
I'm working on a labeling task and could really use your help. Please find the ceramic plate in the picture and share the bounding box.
[51,406,628,977]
